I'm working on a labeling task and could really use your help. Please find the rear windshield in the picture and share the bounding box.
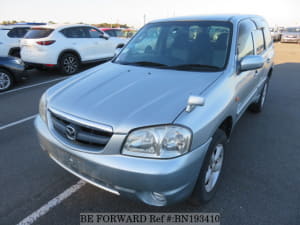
[7,27,30,38]
[24,28,53,39]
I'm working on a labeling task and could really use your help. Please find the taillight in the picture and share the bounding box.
[36,40,56,45]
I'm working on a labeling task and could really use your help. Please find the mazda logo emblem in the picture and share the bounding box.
[65,124,77,141]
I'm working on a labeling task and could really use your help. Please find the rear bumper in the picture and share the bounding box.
[12,68,28,82]
[35,116,211,206]
[21,48,58,65]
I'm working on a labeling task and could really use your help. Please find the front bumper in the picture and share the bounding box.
[281,37,299,43]
[35,116,211,206]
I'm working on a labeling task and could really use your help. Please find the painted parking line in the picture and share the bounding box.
[17,180,86,225]
[0,114,37,131]
[0,77,65,96]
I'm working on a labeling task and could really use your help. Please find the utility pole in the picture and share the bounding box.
[144,14,146,25]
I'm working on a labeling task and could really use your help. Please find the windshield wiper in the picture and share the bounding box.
[166,64,221,71]
[120,61,168,67]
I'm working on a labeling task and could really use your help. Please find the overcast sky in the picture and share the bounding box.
[1,0,299,28]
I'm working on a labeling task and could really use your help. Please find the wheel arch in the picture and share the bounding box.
[0,66,14,78]
[218,116,233,139]
[57,49,82,64]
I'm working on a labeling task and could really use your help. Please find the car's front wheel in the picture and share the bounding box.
[0,69,14,92]
[189,129,226,205]
[59,53,80,75]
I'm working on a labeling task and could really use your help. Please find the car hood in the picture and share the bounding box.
[49,62,222,133]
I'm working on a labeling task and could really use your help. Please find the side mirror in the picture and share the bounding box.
[186,95,205,112]
[240,55,264,72]
[114,45,124,56]
[100,33,109,40]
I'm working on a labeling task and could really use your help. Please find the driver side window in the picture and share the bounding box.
[237,20,256,60]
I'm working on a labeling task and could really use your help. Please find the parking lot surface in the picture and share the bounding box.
[0,43,300,225]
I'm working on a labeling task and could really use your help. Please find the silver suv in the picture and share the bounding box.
[35,14,274,206]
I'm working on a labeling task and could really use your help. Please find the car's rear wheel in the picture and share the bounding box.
[0,69,14,92]
[249,80,269,113]
[59,53,80,75]
[189,129,226,205]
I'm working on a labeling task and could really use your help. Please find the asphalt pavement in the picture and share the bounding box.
[0,43,299,225]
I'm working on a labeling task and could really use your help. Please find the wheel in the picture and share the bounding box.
[249,80,269,113]
[59,53,80,75]
[0,69,14,92]
[189,129,226,205]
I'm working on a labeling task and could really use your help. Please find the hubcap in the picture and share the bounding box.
[260,82,268,108]
[204,144,224,192]
[63,56,78,74]
[0,72,11,90]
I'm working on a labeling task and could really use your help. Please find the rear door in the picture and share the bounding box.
[252,28,273,89]
[60,26,93,61]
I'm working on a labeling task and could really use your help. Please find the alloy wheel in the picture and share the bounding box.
[0,72,11,91]
[204,144,224,192]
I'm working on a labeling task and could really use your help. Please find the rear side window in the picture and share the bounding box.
[7,27,30,38]
[253,30,265,54]
[60,27,89,38]
[237,20,256,60]
[263,28,272,48]
[24,28,53,39]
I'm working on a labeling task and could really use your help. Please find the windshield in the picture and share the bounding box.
[114,21,232,71]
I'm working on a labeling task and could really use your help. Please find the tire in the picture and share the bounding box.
[249,80,269,113]
[59,53,80,75]
[189,129,227,205]
[0,69,14,92]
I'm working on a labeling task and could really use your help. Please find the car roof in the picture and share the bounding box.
[100,28,122,31]
[0,24,43,29]
[30,24,95,30]
[149,14,264,24]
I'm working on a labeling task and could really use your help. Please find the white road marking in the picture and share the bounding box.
[17,180,86,225]
[0,114,37,131]
[0,77,65,95]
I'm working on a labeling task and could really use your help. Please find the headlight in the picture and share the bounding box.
[39,92,48,123]
[122,125,192,158]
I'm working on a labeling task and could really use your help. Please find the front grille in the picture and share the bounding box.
[50,111,112,151]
